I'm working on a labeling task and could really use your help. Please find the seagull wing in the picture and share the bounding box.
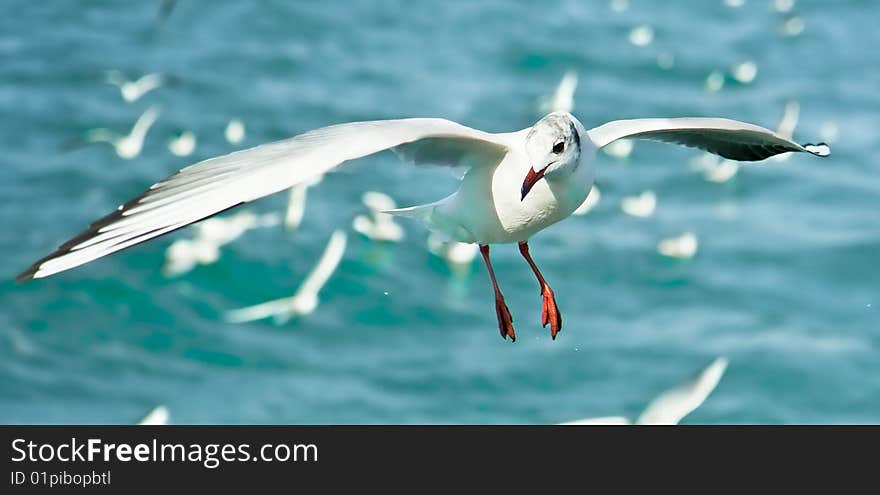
[18,118,507,280]
[133,73,167,98]
[82,128,119,144]
[129,105,161,142]
[635,356,729,425]
[224,297,298,323]
[294,230,347,299]
[587,117,829,161]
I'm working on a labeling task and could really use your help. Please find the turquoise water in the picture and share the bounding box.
[1,1,878,424]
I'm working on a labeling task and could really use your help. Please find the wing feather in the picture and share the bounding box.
[587,117,830,161]
[18,118,506,281]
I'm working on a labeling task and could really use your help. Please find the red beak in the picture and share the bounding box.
[521,167,546,201]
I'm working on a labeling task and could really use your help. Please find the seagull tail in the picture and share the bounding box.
[383,204,435,222]
[385,201,471,242]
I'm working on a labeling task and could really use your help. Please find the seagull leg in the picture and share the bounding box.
[479,244,515,342]
[518,241,562,339]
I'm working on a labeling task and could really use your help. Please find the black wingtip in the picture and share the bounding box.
[15,265,39,284]
[803,142,831,157]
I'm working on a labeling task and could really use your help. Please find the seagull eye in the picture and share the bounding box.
[552,141,565,154]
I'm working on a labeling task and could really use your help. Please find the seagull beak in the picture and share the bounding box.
[521,167,546,201]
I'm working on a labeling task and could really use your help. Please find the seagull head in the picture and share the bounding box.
[522,112,585,201]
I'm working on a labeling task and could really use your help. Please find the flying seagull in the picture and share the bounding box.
[17,111,829,341]
[225,230,347,324]
[137,405,170,425]
[559,356,729,425]
[78,105,161,159]
[104,71,173,103]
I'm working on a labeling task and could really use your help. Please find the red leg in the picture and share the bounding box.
[518,241,562,339]
[479,245,515,342]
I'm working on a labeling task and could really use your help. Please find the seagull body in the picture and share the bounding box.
[559,357,729,426]
[83,105,160,159]
[105,71,169,103]
[19,110,828,341]
[225,230,347,323]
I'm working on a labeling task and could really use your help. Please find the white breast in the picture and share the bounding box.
[434,140,595,244]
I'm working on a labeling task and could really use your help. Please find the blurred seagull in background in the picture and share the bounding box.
[163,237,220,277]
[703,159,740,183]
[352,191,405,242]
[427,233,478,275]
[168,129,197,157]
[539,71,578,114]
[225,230,347,323]
[105,71,172,103]
[137,405,170,425]
[559,356,728,425]
[658,232,699,259]
[225,119,246,145]
[628,25,654,47]
[19,110,829,341]
[163,209,280,276]
[621,190,657,218]
[602,138,634,159]
[81,105,160,159]
[691,151,740,183]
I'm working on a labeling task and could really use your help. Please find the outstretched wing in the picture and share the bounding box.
[635,356,729,425]
[587,117,830,161]
[18,118,507,281]
[296,229,347,298]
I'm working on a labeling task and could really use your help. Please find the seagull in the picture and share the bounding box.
[539,71,578,114]
[163,209,280,277]
[137,405,170,425]
[105,71,171,103]
[163,237,220,277]
[352,191,405,242]
[81,105,160,159]
[621,190,657,218]
[18,111,829,341]
[225,230,347,323]
[703,159,740,183]
[690,149,740,183]
[559,357,728,425]
[427,233,478,275]
[602,138,634,159]
[225,119,246,145]
[658,232,699,259]
[167,129,197,157]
